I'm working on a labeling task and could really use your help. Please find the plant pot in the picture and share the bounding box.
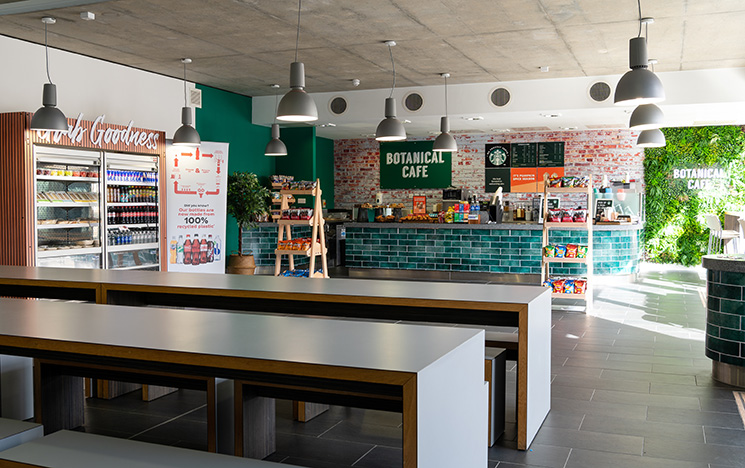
[226,254,256,275]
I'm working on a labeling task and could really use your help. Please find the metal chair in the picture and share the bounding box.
[703,214,739,254]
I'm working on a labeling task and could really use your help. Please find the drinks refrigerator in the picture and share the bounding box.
[33,147,161,270]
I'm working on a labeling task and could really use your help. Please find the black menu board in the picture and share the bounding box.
[510,143,537,168]
[537,142,565,167]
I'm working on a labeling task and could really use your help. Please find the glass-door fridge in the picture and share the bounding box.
[103,152,160,270]
[34,147,103,269]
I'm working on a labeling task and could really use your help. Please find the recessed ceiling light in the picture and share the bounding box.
[318,123,336,128]
[402,119,411,124]
[464,116,484,121]
[540,112,562,118]
[539,66,550,73]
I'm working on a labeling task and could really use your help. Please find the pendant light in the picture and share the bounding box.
[172,58,201,147]
[433,73,457,153]
[637,129,665,147]
[375,41,406,142]
[276,0,318,122]
[614,2,665,106]
[629,103,664,130]
[30,17,69,132]
[265,84,288,156]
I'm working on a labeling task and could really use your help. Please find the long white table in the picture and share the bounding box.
[0,265,551,449]
[0,297,487,468]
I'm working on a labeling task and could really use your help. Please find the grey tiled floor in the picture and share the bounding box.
[80,263,745,467]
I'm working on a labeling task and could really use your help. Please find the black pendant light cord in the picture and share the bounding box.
[44,21,53,84]
[388,42,396,99]
[295,0,301,63]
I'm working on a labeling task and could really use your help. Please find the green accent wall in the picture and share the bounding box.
[194,85,273,256]
[316,136,335,209]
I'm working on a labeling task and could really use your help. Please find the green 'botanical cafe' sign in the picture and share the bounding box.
[379,141,452,189]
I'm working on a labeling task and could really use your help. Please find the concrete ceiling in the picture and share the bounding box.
[2,0,745,97]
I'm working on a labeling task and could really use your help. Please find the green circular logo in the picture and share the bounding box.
[487,146,508,166]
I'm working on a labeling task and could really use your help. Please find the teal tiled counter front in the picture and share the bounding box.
[240,223,311,269]
[345,223,642,276]
[702,255,745,388]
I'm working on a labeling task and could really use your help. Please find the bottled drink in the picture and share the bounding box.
[191,234,199,265]
[177,235,184,263]
[206,235,214,263]
[169,237,177,264]
[200,236,208,264]
[184,234,192,265]
[213,235,221,261]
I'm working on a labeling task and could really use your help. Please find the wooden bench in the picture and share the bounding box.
[0,418,42,452]
[0,430,296,468]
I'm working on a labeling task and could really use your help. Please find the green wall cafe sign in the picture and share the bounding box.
[379,141,452,189]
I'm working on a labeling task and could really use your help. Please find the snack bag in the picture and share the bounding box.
[544,245,557,257]
[548,209,561,222]
[577,176,590,188]
[573,209,587,223]
[561,210,574,223]
[555,245,567,258]
[563,279,576,294]
[574,279,587,294]
[543,278,554,289]
[561,176,574,188]
[566,244,578,258]
[548,177,562,188]
[551,279,565,293]
[577,245,588,258]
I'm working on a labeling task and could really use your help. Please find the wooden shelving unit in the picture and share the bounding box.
[541,174,593,311]
[273,179,328,278]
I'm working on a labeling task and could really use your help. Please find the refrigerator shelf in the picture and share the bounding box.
[37,202,98,208]
[37,247,103,258]
[107,243,160,253]
[37,222,99,230]
[36,176,98,183]
[109,263,159,271]
[107,180,157,187]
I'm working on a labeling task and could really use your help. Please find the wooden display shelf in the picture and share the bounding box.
[551,292,587,299]
[543,222,588,229]
[279,188,318,196]
[542,256,588,263]
[543,186,590,193]
[275,246,327,257]
[277,218,314,226]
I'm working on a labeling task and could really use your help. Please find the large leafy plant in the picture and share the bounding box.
[227,172,270,255]
[644,126,745,266]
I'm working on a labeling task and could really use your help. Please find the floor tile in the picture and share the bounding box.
[704,426,745,448]
[565,447,709,468]
[599,369,696,385]
[646,406,745,429]
[353,446,402,468]
[591,389,701,410]
[643,436,745,465]
[579,414,705,443]
[532,426,643,455]
[487,443,570,468]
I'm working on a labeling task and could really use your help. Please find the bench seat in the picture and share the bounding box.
[0,431,297,468]
[0,418,42,452]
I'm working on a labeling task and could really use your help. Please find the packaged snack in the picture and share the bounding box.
[574,279,587,294]
[548,177,562,188]
[542,278,554,289]
[555,245,567,258]
[573,209,587,223]
[566,244,578,258]
[548,209,561,222]
[561,176,573,188]
[577,176,590,188]
[544,245,557,257]
[577,245,588,258]
[551,279,565,294]
[563,279,576,294]
[561,210,574,223]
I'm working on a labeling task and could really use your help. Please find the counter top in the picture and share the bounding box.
[344,222,643,231]
[702,254,745,273]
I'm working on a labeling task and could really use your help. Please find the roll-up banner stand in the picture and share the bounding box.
[165,141,228,273]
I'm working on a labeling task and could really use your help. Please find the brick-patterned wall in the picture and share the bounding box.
[334,130,643,209]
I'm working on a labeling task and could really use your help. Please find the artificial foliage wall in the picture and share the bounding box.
[644,126,745,266]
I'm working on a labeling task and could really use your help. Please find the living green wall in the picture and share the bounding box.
[644,126,745,266]
[195,85,274,255]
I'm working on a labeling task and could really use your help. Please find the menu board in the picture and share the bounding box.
[538,142,565,167]
[511,143,538,168]
[486,168,511,192]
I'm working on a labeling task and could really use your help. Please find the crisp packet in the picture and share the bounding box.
[561,176,574,188]
[561,210,574,223]
[573,209,587,223]
[543,278,554,289]
[555,245,567,258]
[563,279,576,294]
[566,244,578,258]
[577,245,588,258]
[544,245,557,257]
[552,279,565,293]
[577,176,590,188]
[548,209,561,222]
[548,177,562,187]
[574,279,587,294]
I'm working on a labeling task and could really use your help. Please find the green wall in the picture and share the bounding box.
[193,86,336,255]
[195,85,274,255]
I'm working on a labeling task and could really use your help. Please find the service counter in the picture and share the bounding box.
[702,254,745,387]
[344,222,643,279]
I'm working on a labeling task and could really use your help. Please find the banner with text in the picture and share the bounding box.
[380,141,451,189]
[485,142,564,193]
[165,141,228,273]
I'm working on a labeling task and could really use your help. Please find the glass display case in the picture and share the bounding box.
[34,148,102,269]
[592,190,645,224]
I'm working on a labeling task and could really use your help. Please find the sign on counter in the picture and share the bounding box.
[165,141,228,273]
[379,141,451,189]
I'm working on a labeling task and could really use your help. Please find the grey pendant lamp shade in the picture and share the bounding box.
[276,0,318,122]
[375,41,406,142]
[433,73,457,153]
[30,17,68,132]
[629,103,664,130]
[173,58,200,147]
[637,128,666,147]
[615,9,665,106]
[265,85,287,156]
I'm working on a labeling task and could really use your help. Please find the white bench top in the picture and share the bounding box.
[0,418,43,453]
[0,431,299,467]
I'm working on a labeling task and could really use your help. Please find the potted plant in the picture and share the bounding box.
[226,172,270,274]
